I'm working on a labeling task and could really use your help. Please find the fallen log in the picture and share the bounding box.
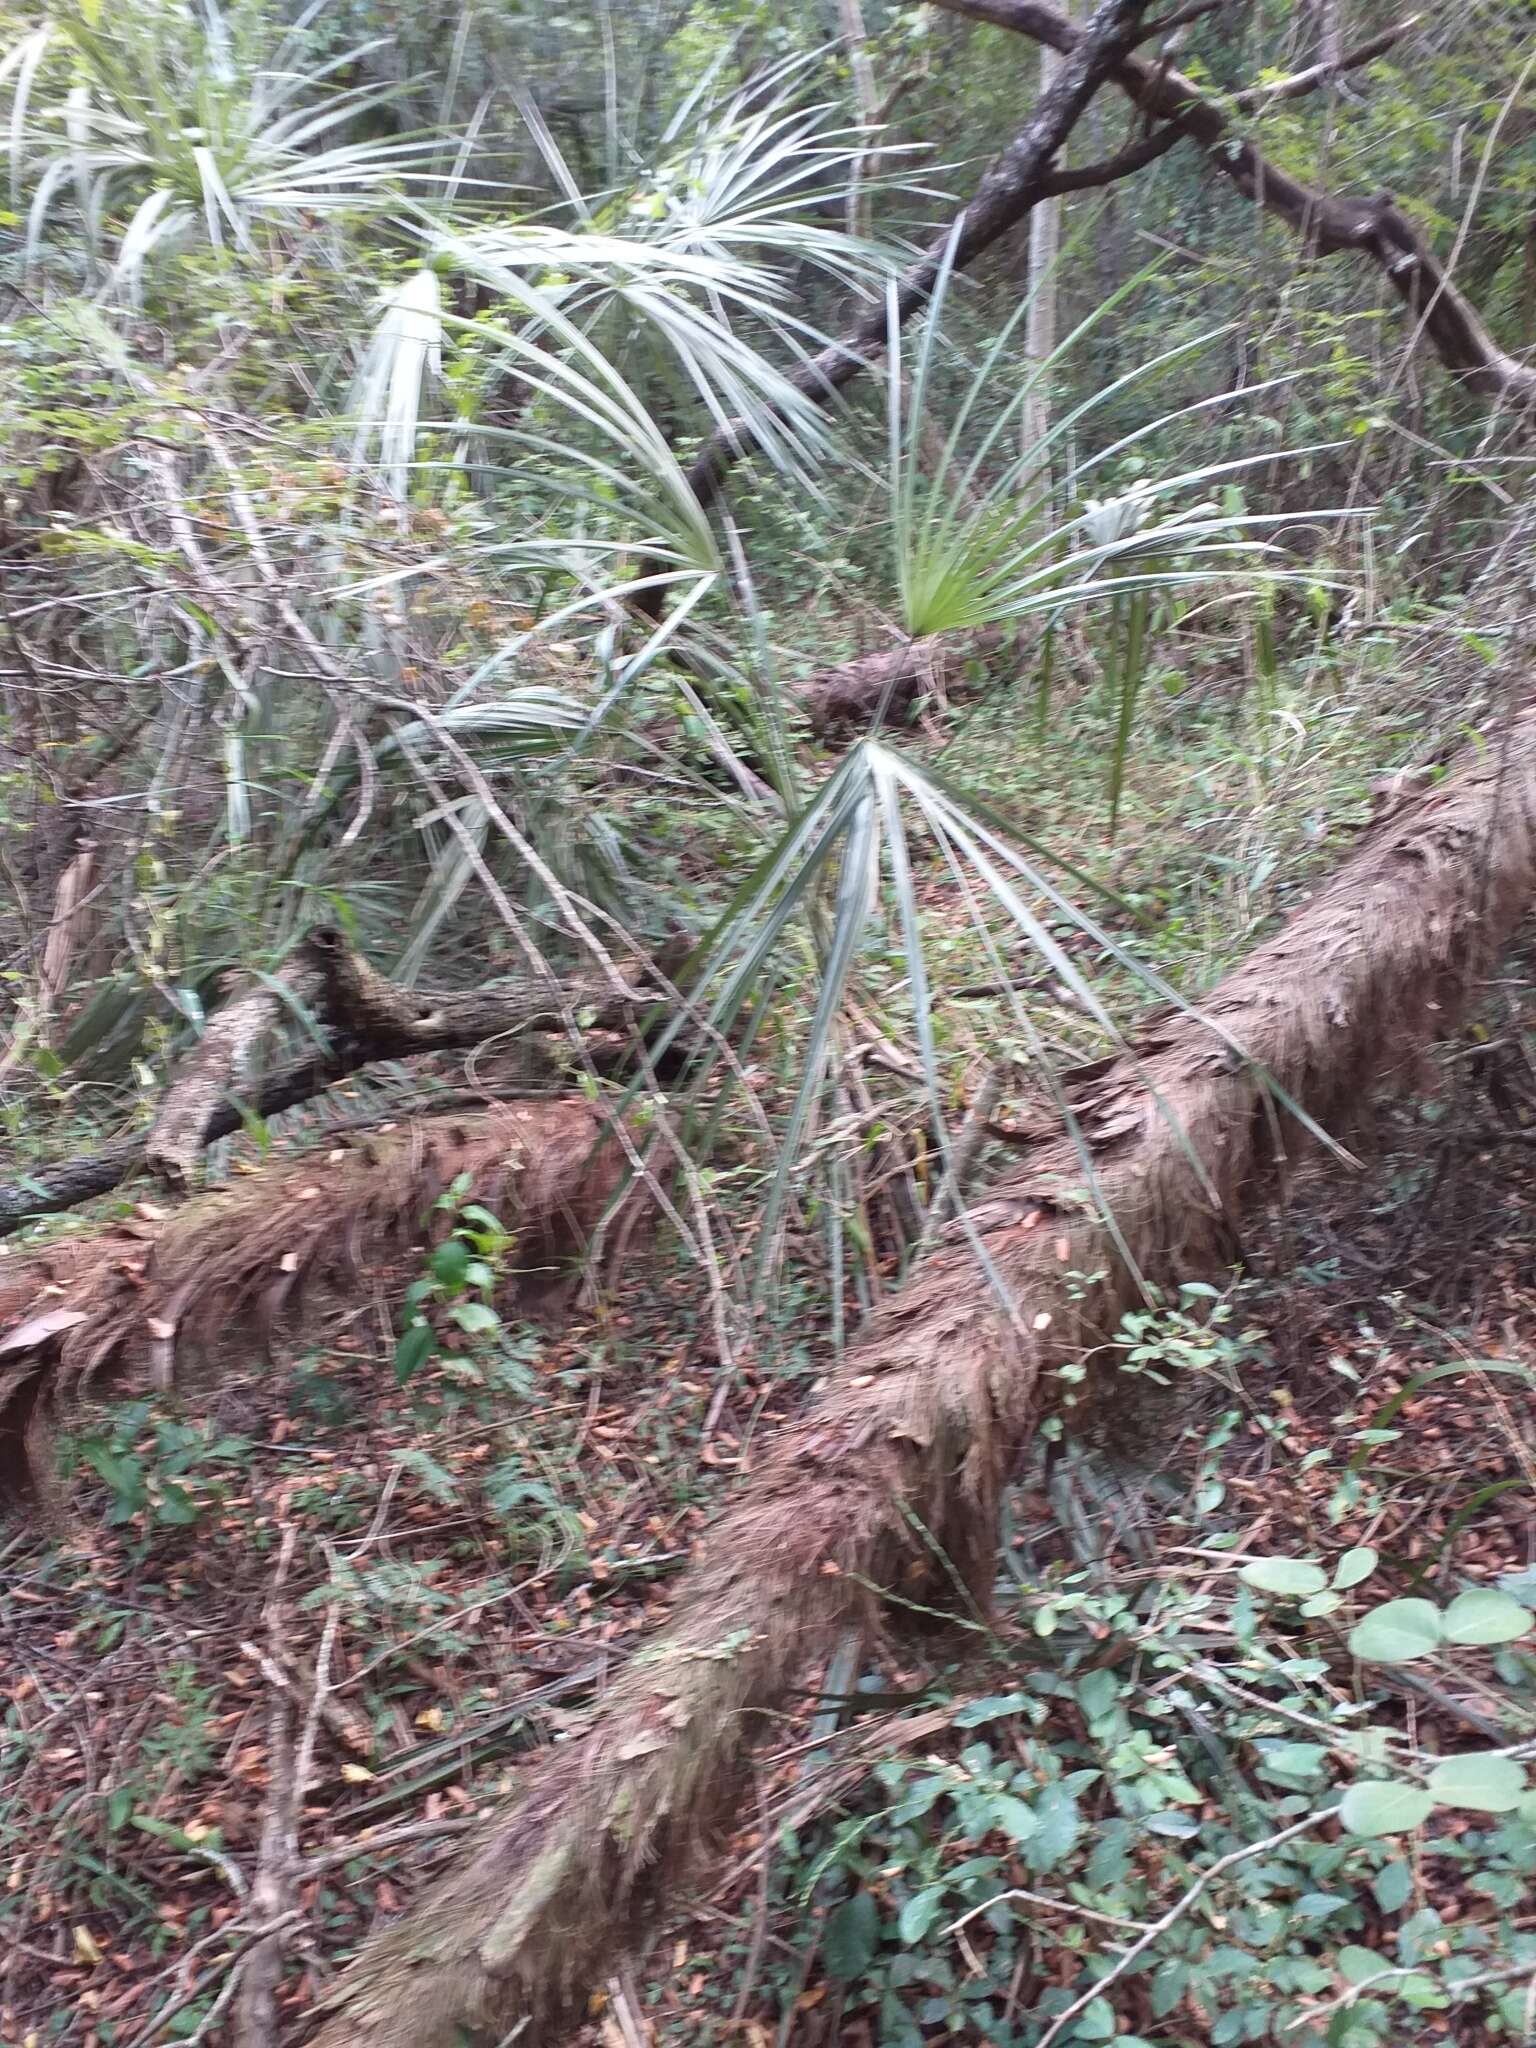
[0,930,671,1236]
[0,1100,631,1498]
[301,710,1536,2048]
[799,625,1010,735]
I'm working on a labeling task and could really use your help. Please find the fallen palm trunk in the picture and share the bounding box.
[0,1100,629,1497]
[303,715,1536,2048]
[799,626,1010,735]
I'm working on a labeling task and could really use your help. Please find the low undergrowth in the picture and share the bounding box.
[4,1089,1536,2047]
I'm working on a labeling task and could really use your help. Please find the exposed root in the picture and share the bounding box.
[305,707,1536,2048]
[0,1101,628,1498]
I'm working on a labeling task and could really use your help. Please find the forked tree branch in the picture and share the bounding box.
[651,0,1153,571]
[653,1,1491,582]
[0,931,672,1236]
[930,0,1536,406]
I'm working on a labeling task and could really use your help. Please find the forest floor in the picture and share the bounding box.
[4,637,1533,2047]
[4,1037,1535,2048]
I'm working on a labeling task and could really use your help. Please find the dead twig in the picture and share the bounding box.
[236,1521,302,2048]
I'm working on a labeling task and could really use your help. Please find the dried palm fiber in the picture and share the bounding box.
[304,708,1536,2048]
[0,1101,628,1497]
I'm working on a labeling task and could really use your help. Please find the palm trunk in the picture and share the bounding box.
[306,706,1536,2048]
[0,1102,632,1496]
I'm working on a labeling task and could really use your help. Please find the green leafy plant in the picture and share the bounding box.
[1233,1561,1536,1839]
[394,1174,519,1387]
[884,239,1354,826]
[69,1403,250,1529]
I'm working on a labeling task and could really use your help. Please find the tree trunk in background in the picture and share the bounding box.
[838,0,880,240]
[1021,22,1064,481]
[303,700,1536,2048]
[1312,0,1344,77]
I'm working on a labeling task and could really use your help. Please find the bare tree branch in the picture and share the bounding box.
[646,0,1153,581]
[930,1,1536,406]
[0,931,673,1236]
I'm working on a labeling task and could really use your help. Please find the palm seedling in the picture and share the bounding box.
[886,234,1351,830]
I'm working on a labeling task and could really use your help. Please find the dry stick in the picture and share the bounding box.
[943,1886,1146,1939]
[1033,1804,1342,2048]
[930,1,1536,407]
[911,1060,1011,1262]
[123,1912,307,2048]
[238,1523,302,2048]
[306,709,1536,2048]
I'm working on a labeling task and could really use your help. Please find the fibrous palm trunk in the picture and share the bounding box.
[306,707,1536,2048]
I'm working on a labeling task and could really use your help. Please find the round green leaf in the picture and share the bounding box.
[1348,1598,1443,1664]
[1333,1545,1379,1591]
[1441,1588,1534,1647]
[430,1237,471,1292]
[1339,1780,1435,1837]
[1372,1860,1413,1912]
[1426,1751,1527,1813]
[450,1300,501,1335]
[1261,1742,1329,1783]
[1398,1971,1446,2010]
[1240,1557,1329,1598]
